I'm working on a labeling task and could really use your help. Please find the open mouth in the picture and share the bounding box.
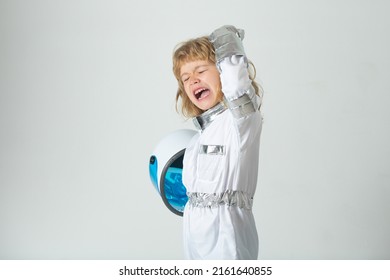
[194,88,210,100]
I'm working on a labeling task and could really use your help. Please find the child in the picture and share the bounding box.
[172,25,263,259]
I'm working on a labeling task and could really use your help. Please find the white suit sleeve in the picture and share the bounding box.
[219,55,259,119]
[209,25,259,119]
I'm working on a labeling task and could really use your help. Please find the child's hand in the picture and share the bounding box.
[209,25,246,64]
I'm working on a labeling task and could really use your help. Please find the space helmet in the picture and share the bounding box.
[149,129,197,216]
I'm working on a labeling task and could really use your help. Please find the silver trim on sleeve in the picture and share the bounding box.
[224,90,259,119]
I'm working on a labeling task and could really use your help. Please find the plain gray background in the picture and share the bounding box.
[1,0,389,259]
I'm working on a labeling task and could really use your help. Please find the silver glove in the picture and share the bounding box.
[209,25,246,64]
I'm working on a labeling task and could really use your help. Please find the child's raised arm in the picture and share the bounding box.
[209,25,259,120]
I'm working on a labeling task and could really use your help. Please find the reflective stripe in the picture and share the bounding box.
[187,190,253,210]
[199,145,225,155]
[224,91,259,119]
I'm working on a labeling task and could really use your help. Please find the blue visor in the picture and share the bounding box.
[163,167,188,213]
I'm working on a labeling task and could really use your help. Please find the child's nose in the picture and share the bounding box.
[190,76,200,85]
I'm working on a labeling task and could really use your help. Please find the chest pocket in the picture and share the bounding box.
[196,144,226,182]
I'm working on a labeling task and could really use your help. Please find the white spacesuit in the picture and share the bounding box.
[182,26,263,259]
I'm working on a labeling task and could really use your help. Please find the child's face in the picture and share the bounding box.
[180,60,222,111]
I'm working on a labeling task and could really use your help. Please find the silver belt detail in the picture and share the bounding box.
[187,190,253,210]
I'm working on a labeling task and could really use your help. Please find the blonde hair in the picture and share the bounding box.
[173,36,261,118]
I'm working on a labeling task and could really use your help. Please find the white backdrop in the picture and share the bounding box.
[1,0,389,259]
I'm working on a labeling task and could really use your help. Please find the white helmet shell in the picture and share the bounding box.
[149,129,197,216]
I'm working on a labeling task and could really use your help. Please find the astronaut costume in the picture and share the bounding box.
[182,26,263,259]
